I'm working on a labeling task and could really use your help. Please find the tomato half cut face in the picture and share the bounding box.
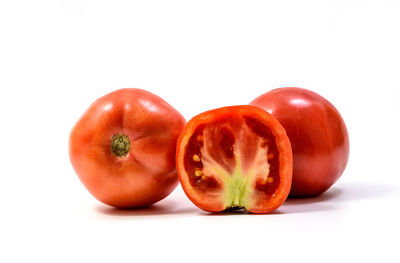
[176,106,292,213]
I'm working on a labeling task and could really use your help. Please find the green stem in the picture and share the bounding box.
[111,133,130,157]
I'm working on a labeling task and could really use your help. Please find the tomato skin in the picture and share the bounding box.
[176,105,292,213]
[69,89,185,208]
[251,87,349,197]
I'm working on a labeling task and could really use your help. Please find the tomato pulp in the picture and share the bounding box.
[176,106,292,213]
[251,87,349,197]
[69,89,185,208]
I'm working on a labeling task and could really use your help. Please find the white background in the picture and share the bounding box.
[1,1,399,262]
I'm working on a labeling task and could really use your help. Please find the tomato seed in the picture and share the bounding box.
[193,154,201,162]
[195,169,203,177]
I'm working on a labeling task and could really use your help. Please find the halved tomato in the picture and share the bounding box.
[176,105,292,213]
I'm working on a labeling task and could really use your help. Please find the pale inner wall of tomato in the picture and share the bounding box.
[183,116,280,209]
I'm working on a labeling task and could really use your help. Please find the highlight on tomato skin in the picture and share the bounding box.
[250,87,350,197]
[69,88,186,208]
[176,105,293,214]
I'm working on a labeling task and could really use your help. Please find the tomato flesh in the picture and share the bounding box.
[177,106,292,213]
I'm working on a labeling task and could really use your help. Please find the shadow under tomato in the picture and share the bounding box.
[286,181,395,204]
[285,187,343,205]
[95,201,197,217]
[281,181,396,213]
[330,181,396,201]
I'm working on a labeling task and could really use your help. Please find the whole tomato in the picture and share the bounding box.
[69,89,186,208]
[176,105,292,213]
[251,87,349,197]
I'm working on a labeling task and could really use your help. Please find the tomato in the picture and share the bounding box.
[251,87,349,197]
[69,89,185,208]
[176,105,292,213]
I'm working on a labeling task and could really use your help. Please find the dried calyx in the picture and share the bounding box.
[111,133,131,157]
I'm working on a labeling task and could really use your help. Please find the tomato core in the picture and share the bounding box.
[110,133,131,158]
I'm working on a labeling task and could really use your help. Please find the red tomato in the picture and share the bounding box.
[176,106,292,213]
[251,87,349,197]
[69,89,185,208]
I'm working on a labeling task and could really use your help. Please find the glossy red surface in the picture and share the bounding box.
[251,87,349,197]
[69,89,185,207]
